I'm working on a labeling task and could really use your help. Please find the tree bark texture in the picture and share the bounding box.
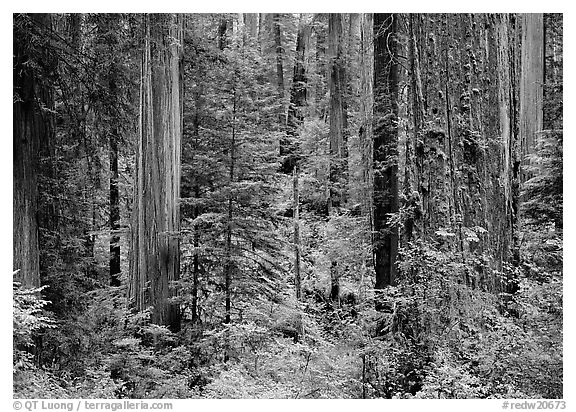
[402,14,521,291]
[13,14,55,288]
[101,15,122,287]
[495,14,521,286]
[328,13,348,301]
[286,16,308,300]
[359,13,374,242]
[293,166,302,301]
[273,14,285,95]
[519,13,544,181]
[543,14,563,131]
[110,121,121,286]
[129,13,184,331]
[314,14,327,117]
[224,88,237,325]
[282,15,308,174]
[328,13,349,211]
[373,13,399,289]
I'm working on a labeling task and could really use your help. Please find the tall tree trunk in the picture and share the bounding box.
[373,13,399,289]
[129,14,183,331]
[283,14,308,174]
[328,13,349,211]
[543,14,563,131]
[102,16,122,287]
[218,17,228,51]
[314,14,327,118]
[293,166,301,301]
[496,14,521,289]
[328,13,348,302]
[191,184,200,323]
[110,121,121,286]
[407,13,425,242]
[224,88,237,325]
[13,14,54,288]
[67,13,99,263]
[287,15,308,300]
[244,13,258,39]
[441,14,464,255]
[519,13,544,182]
[273,13,285,95]
[257,13,265,50]
[273,12,290,166]
[217,13,235,326]
[190,72,204,324]
[359,13,374,255]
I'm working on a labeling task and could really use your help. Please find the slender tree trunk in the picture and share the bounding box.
[273,12,290,166]
[258,13,263,46]
[190,79,203,324]
[373,13,399,289]
[273,13,285,95]
[283,14,308,174]
[328,13,349,211]
[191,184,200,323]
[293,166,301,301]
[359,14,375,266]
[407,13,425,242]
[286,15,308,300]
[328,13,348,302]
[224,88,237,325]
[129,14,183,331]
[110,122,121,286]
[218,17,228,51]
[93,14,121,286]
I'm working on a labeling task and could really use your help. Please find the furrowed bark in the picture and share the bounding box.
[373,13,399,289]
[129,14,183,331]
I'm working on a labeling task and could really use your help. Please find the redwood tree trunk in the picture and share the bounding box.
[359,13,374,233]
[99,15,122,287]
[129,14,183,331]
[373,13,399,289]
[519,13,544,181]
[328,13,348,302]
[287,15,308,300]
[273,13,285,94]
[110,121,121,287]
[13,13,54,288]
[328,13,349,211]
[283,14,308,174]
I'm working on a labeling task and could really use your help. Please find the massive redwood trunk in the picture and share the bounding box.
[129,14,184,331]
[13,14,54,288]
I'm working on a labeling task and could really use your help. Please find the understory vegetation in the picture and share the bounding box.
[14,215,562,398]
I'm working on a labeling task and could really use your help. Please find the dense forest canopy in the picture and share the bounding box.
[13,13,562,399]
